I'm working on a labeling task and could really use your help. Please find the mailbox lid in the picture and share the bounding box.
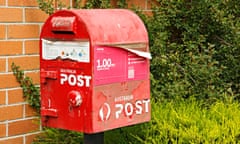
[41,9,148,47]
[72,9,148,45]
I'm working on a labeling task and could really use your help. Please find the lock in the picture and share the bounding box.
[68,90,82,107]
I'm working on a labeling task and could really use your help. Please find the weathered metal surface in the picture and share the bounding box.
[40,9,150,134]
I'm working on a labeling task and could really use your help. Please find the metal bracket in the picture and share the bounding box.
[40,70,58,84]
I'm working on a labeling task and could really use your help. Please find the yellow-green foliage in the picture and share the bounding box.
[132,98,240,144]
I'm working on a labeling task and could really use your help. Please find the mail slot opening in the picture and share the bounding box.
[52,31,75,35]
[51,16,77,34]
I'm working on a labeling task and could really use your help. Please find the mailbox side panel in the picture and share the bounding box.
[90,46,151,133]
[92,80,150,133]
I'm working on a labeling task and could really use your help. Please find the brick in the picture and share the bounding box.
[26,133,40,144]
[0,137,23,144]
[8,0,38,7]
[142,10,153,17]
[0,124,6,138]
[50,0,72,9]
[25,40,39,54]
[0,105,23,121]
[0,0,5,5]
[61,0,71,7]
[8,56,40,71]
[8,24,40,39]
[0,8,23,22]
[25,71,40,85]
[0,41,23,56]
[25,104,38,117]
[0,73,19,88]
[73,0,87,7]
[8,118,39,136]
[0,90,6,105]
[147,0,159,10]
[110,0,118,7]
[25,8,49,23]
[0,58,6,72]
[128,0,147,9]
[8,89,24,104]
[0,25,6,39]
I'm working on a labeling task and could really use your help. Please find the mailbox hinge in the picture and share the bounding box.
[41,108,58,117]
[40,70,58,84]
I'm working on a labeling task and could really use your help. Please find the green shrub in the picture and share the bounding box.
[144,0,240,101]
[32,128,83,144]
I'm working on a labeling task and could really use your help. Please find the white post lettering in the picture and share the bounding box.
[142,99,150,113]
[84,76,92,87]
[115,104,123,119]
[68,74,76,86]
[125,102,133,117]
[135,100,143,114]
[60,73,91,87]
[77,75,84,87]
[60,73,67,85]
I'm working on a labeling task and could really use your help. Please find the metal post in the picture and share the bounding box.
[84,132,104,144]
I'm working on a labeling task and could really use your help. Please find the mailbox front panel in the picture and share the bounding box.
[40,39,94,132]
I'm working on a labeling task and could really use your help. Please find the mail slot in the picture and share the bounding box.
[40,9,151,133]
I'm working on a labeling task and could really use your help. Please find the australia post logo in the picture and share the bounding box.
[98,95,150,121]
[59,69,91,87]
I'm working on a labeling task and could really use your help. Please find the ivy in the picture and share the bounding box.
[37,0,128,14]
[11,63,40,113]
[84,0,111,8]
[73,0,84,9]
[116,0,127,8]
[37,0,66,15]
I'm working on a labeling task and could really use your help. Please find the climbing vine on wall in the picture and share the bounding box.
[37,0,66,15]
[11,63,41,113]
[37,0,128,14]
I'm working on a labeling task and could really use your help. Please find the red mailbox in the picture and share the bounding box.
[40,9,151,133]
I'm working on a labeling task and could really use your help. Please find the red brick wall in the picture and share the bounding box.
[0,0,48,143]
[0,0,150,143]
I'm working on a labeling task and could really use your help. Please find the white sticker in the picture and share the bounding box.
[128,66,135,79]
[42,39,90,63]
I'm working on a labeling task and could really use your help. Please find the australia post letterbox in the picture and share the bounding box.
[40,9,151,133]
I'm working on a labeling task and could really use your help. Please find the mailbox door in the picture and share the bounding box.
[40,39,93,132]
